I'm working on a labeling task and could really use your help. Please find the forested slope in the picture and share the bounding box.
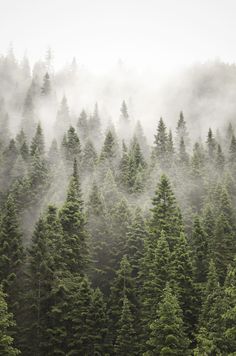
[0,51,235,355]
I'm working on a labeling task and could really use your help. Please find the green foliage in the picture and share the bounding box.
[170,232,197,332]
[0,287,20,355]
[149,174,183,248]
[153,117,168,162]
[114,295,137,356]
[146,283,190,356]
[0,195,24,313]
[140,230,171,345]
[222,264,236,353]
[191,216,209,284]
[59,159,88,274]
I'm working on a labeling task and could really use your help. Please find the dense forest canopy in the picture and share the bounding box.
[0,49,236,355]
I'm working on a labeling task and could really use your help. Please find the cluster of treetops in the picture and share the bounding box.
[0,56,236,355]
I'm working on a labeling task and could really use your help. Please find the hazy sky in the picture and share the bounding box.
[0,0,235,72]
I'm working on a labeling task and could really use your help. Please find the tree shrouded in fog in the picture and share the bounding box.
[0,48,235,356]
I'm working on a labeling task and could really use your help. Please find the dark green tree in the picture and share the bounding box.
[170,232,197,332]
[59,159,88,274]
[114,295,137,356]
[0,195,24,312]
[149,174,183,249]
[153,117,168,162]
[146,283,190,356]
[198,259,225,354]
[222,263,236,354]
[0,287,20,355]
[191,216,209,284]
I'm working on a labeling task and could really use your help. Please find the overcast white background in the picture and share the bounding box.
[0,0,235,72]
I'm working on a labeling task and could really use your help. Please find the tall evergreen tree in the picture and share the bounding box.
[146,283,190,356]
[59,159,88,274]
[77,110,89,142]
[114,295,137,356]
[0,195,24,313]
[140,230,171,345]
[222,263,236,354]
[0,287,20,355]
[198,259,225,354]
[30,123,45,156]
[191,216,209,284]
[176,111,189,148]
[170,232,197,333]
[153,117,168,163]
[206,128,216,159]
[149,174,183,249]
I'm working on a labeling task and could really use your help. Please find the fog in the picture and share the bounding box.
[0,0,235,262]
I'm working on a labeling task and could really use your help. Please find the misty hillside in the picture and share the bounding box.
[0,50,236,355]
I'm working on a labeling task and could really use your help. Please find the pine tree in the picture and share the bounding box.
[166,129,175,166]
[198,260,225,354]
[206,128,216,159]
[28,149,48,199]
[146,283,190,356]
[202,204,215,260]
[222,263,236,354]
[0,195,24,312]
[229,134,236,163]
[89,288,110,355]
[100,130,117,163]
[30,123,45,156]
[66,276,94,355]
[214,213,234,284]
[170,232,197,333]
[109,256,137,334]
[48,275,94,356]
[140,230,171,343]
[81,140,97,174]
[191,142,205,178]
[149,174,183,249]
[77,110,89,143]
[179,137,189,165]
[63,126,81,163]
[128,136,146,192]
[191,216,209,284]
[119,141,130,188]
[126,208,147,279]
[176,111,189,148]
[134,120,149,157]
[25,216,55,355]
[114,295,137,356]
[110,198,132,270]
[0,287,20,355]
[102,169,120,211]
[193,327,215,356]
[0,139,19,191]
[215,144,225,171]
[153,117,168,162]
[59,159,88,274]
[87,182,111,293]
